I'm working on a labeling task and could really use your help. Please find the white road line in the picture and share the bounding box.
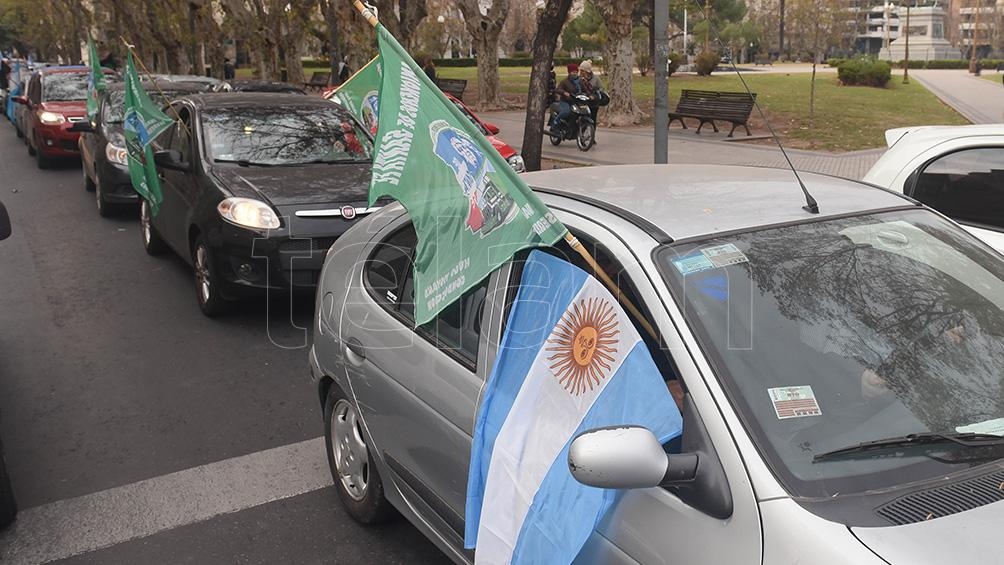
[0,437,333,565]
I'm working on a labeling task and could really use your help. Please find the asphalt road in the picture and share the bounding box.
[0,123,446,563]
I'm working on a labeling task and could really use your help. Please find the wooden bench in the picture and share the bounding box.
[435,78,467,101]
[755,55,773,66]
[303,71,331,92]
[668,89,757,137]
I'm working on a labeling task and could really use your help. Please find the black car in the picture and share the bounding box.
[143,93,377,316]
[214,80,306,95]
[0,199,15,529]
[77,80,217,217]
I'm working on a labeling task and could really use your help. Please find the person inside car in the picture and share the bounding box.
[550,63,581,135]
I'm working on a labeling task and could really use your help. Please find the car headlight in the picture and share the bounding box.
[217,197,281,230]
[38,111,65,125]
[105,142,128,166]
[507,154,526,173]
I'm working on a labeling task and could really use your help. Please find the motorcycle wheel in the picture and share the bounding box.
[549,133,561,146]
[577,121,596,151]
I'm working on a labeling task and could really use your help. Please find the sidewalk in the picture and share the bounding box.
[911,69,1004,124]
[482,111,884,180]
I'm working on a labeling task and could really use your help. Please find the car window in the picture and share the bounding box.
[366,222,489,367]
[170,108,192,163]
[911,147,1004,231]
[41,73,89,102]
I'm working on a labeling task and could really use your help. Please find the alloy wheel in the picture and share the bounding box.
[141,201,152,246]
[331,399,369,501]
[194,244,211,305]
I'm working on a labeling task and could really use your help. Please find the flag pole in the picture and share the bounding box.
[349,0,660,343]
[118,37,188,132]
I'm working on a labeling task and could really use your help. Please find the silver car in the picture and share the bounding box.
[310,164,1004,564]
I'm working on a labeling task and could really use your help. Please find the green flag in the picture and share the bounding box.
[330,57,381,134]
[86,37,106,120]
[123,52,174,216]
[369,25,566,325]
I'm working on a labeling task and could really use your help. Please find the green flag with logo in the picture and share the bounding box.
[330,57,381,134]
[86,37,106,121]
[123,52,174,216]
[369,25,566,325]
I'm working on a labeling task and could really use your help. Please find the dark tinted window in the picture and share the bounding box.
[912,147,1004,230]
[102,88,194,124]
[366,225,417,307]
[42,73,89,102]
[170,108,192,162]
[201,105,373,165]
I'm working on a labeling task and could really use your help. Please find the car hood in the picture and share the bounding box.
[212,162,372,206]
[40,100,86,116]
[852,499,1004,564]
[487,135,516,160]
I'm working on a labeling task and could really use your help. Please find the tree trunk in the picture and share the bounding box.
[521,0,574,172]
[474,32,503,107]
[595,0,641,125]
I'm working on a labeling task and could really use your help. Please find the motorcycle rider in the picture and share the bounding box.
[550,63,581,135]
[579,60,604,126]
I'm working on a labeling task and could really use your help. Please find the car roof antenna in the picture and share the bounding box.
[693,3,819,214]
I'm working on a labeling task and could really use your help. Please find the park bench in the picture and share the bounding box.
[303,71,331,92]
[755,55,773,66]
[435,78,467,101]
[668,89,757,137]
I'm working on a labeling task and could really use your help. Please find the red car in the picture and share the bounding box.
[15,66,115,169]
[324,88,525,172]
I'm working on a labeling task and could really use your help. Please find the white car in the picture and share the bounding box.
[863,124,1004,253]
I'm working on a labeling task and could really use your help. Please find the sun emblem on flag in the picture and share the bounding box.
[546,297,620,395]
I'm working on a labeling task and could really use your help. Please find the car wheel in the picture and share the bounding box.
[0,435,17,530]
[14,124,22,138]
[83,165,95,192]
[192,235,227,317]
[95,173,116,217]
[577,121,596,151]
[324,383,396,524]
[140,199,167,256]
[26,135,35,156]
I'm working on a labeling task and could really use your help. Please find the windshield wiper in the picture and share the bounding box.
[812,432,1004,463]
[213,158,274,167]
[281,158,368,166]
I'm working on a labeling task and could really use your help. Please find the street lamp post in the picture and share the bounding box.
[903,4,910,84]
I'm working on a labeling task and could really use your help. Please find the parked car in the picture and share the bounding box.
[0,199,14,530]
[147,74,224,91]
[445,93,524,172]
[310,163,1004,564]
[77,80,215,217]
[143,92,378,316]
[863,124,1004,253]
[214,80,306,95]
[14,66,116,168]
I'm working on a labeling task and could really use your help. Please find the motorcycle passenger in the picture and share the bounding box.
[551,63,582,135]
[579,60,604,126]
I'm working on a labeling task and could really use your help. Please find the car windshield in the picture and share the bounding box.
[451,99,488,135]
[657,209,1004,498]
[102,89,190,124]
[42,73,89,102]
[201,105,373,165]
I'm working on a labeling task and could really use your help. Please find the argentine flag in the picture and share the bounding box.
[465,251,683,564]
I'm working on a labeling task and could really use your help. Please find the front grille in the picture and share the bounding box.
[67,116,86,123]
[876,469,1004,525]
[59,140,78,151]
[279,237,337,254]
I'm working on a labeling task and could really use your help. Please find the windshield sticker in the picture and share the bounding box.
[702,243,748,268]
[956,418,1004,436]
[671,253,715,275]
[768,386,822,419]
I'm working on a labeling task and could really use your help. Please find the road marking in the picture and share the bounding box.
[0,437,333,564]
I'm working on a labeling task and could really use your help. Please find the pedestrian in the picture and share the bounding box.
[422,57,437,82]
[338,56,351,83]
[223,57,236,80]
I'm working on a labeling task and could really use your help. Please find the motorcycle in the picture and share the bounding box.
[546,93,596,152]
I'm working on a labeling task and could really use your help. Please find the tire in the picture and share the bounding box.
[0,436,17,530]
[577,121,596,152]
[192,235,228,317]
[94,173,116,217]
[26,136,35,156]
[84,165,95,192]
[323,383,396,524]
[35,145,51,169]
[140,199,167,256]
[14,124,22,138]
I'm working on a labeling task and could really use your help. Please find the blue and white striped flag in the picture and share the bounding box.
[465,250,683,564]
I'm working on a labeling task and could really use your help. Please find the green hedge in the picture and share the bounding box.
[837,58,891,87]
[432,56,590,67]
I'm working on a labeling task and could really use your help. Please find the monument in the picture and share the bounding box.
[880,4,962,61]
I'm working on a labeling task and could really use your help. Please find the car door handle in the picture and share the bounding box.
[344,337,366,364]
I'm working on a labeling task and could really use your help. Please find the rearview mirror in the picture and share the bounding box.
[68,121,95,133]
[483,121,500,135]
[0,200,11,241]
[154,149,188,171]
[568,426,697,490]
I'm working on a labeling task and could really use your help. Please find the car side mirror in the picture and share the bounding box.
[68,121,95,133]
[483,121,500,135]
[569,426,698,489]
[154,149,188,171]
[0,200,11,241]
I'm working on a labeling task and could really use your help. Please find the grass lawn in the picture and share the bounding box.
[980,72,1004,85]
[438,66,969,151]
